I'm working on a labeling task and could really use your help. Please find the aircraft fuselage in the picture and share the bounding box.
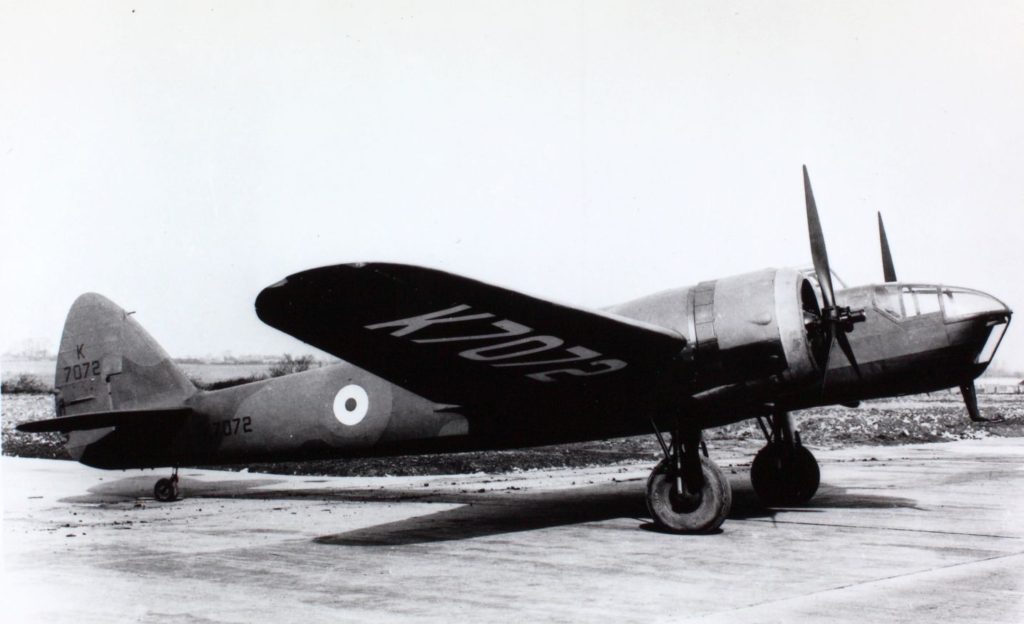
[71,275,1010,470]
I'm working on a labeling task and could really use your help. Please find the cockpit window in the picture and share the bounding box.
[904,286,941,316]
[873,286,903,318]
[941,288,1006,320]
[876,285,945,319]
[918,289,942,315]
[900,288,917,316]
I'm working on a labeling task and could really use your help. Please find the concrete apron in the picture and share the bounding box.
[3,438,1023,623]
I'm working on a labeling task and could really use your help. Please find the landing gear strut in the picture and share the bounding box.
[646,423,732,533]
[154,468,180,502]
[751,410,819,506]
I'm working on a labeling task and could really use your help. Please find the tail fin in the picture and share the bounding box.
[55,293,195,417]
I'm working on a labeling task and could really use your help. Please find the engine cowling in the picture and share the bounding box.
[608,267,824,389]
[691,268,823,386]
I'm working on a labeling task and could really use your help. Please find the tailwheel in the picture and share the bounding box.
[646,425,732,533]
[154,470,180,502]
[751,443,819,506]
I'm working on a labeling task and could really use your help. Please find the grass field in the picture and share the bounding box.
[3,385,1022,476]
[4,357,1022,475]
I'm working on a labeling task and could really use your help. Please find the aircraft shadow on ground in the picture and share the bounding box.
[61,472,919,541]
[728,482,921,521]
[315,477,921,546]
[61,474,287,504]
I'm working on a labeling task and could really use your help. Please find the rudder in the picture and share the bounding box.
[55,293,195,417]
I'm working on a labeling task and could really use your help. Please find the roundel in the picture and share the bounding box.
[332,384,369,426]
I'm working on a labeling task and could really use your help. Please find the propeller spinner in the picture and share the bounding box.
[802,166,866,382]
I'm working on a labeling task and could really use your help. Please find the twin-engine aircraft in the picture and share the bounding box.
[19,167,1011,533]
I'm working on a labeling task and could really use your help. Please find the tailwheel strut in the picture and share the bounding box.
[647,421,732,533]
[751,410,820,507]
[154,467,180,503]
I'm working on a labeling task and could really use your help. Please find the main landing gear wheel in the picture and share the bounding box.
[154,471,180,502]
[647,456,732,533]
[750,444,819,506]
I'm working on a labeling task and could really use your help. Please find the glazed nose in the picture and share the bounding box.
[940,288,1011,322]
[972,292,1011,365]
[979,290,1012,319]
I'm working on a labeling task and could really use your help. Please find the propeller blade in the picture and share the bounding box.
[878,212,897,282]
[835,330,862,380]
[803,165,836,310]
[960,381,1002,422]
[819,325,836,395]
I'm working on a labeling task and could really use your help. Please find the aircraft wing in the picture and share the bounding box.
[255,263,690,410]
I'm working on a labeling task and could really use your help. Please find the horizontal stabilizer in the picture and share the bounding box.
[16,407,192,433]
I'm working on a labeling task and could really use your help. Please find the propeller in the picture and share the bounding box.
[806,175,994,420]
[877,212,897,282]
[803,166,866,383]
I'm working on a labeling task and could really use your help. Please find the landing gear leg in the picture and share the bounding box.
[154,468,180,502]
[646,422,732,533]
[751,410,819,506]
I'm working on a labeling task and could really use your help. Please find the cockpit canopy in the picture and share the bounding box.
[872,284,1009,322]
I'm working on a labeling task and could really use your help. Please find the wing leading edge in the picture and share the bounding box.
[255,263,691,411]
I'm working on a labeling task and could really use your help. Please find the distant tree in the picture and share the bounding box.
[190,375,267,391]
[268,354,317,378]
[1,374,52,394]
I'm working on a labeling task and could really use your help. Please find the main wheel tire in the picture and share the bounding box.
[154,478,179,502]
[750,444,819,507]
[646,456,732,533]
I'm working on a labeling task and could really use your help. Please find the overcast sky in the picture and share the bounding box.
[2,1,1022,371]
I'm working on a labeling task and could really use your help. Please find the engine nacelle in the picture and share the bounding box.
[691,268,822,386]
[608,267,823,389]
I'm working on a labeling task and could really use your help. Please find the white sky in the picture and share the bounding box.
[2,1,1022,370]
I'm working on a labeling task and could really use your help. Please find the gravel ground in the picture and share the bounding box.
[3,392,1022,476]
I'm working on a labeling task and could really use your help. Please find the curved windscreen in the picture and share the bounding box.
[941,288,1007,321]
